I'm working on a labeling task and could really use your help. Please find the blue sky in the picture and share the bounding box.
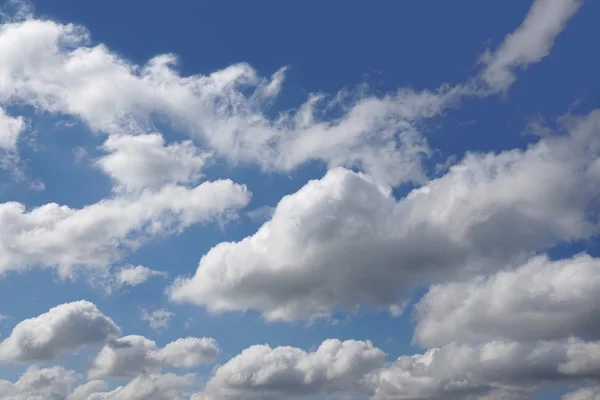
[0,0,599,399]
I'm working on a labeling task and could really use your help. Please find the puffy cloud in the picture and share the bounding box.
[115,265,165,288]
[0,178,250,277]
[0,107,24,150]
[563,387,600,400]
[198,339,385,400]
[480,0,583,91]
[89,335,219,378]
[81,373,195,400]
[371,339,600,400]
[0,17,457,187]
[0,300,120,363]
[0,368,194,400]
[414,253,600,347]
[170,110,600,321]
[96,133,210,193]
[0,366,76,400]
[141,309,174,331]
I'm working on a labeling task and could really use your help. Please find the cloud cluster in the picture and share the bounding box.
[89,335,219,378]
[170,110,600,321]
[0,178,250,277]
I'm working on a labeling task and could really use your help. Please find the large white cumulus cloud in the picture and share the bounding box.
[170,110,600,321]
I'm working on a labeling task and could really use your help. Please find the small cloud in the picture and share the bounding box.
[246,205,275,222]
[72,146,88,164]
[115,265,166,289]
[141,309,174,332]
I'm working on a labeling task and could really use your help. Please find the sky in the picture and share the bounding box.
[0,0,599,399]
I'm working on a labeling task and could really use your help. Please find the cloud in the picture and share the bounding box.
[480,0,583,91]
[562,387,600,400]
[115,265,165,288]
[0,368,195,400]
[0,15,471,187]
[198,339,385,400]
[77,373,195,400]
[0,300,120,363]
[141,309,174,331]
[96,133,211,193]
[89,335,219,378]
[414,253,600,347]
[0,366,76,400]
[170,110,600,321]
[371,338,600,400]
[0,178,250,278]
[0,107,24,150]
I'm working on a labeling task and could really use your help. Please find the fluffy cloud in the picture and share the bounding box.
[371,339,600,400]
[414,253,600,347]
[198,339,385,400]
[82,373,195,400]
[96,133,210,193]
[0,16,457,187]
[0,368,194,400]
[0,301,120,363]
[89,335,219,378]
[0,366,76,400]
[0,107,24,150]
[170,110,600,321]
[480,0,583,91]
[141,309,174,331]
[115,265,165,288]
[0,178,250,277]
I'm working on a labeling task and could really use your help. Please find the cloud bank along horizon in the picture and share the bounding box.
[0,0,599,399]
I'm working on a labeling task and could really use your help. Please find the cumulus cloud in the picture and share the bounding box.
[414,253,600,347]
[0,366,76,400]
[89,335,219,378]
[0,300,120,363]
[141,309,174,331]
[480,0,583,91]
[0,368,194,400]
[115,265,165,288]
[198,339,385,400]
[371,338,600,400]
[96,133,211,193]
[0,178,250,278]
[170,110,600,321]
[0,107,24,150]
[78,373,195,400]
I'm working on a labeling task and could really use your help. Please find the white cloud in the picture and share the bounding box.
[96,133,211,193]
[0,107,24,150]
[0,366,76,400]
[371,338,600,400]
[0,16,471,187]
[0,300,120,363]
[480,0,583,91]
[141,308,174,331]
[115,265,165,288]
[414,253,600,347]
[0,368,195,400]
[89,335,219,378]
[198,339,385,400]
[562,387,600,400]
[0,178,250,278]
[80,373,195,400]
[170,110,600,322]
